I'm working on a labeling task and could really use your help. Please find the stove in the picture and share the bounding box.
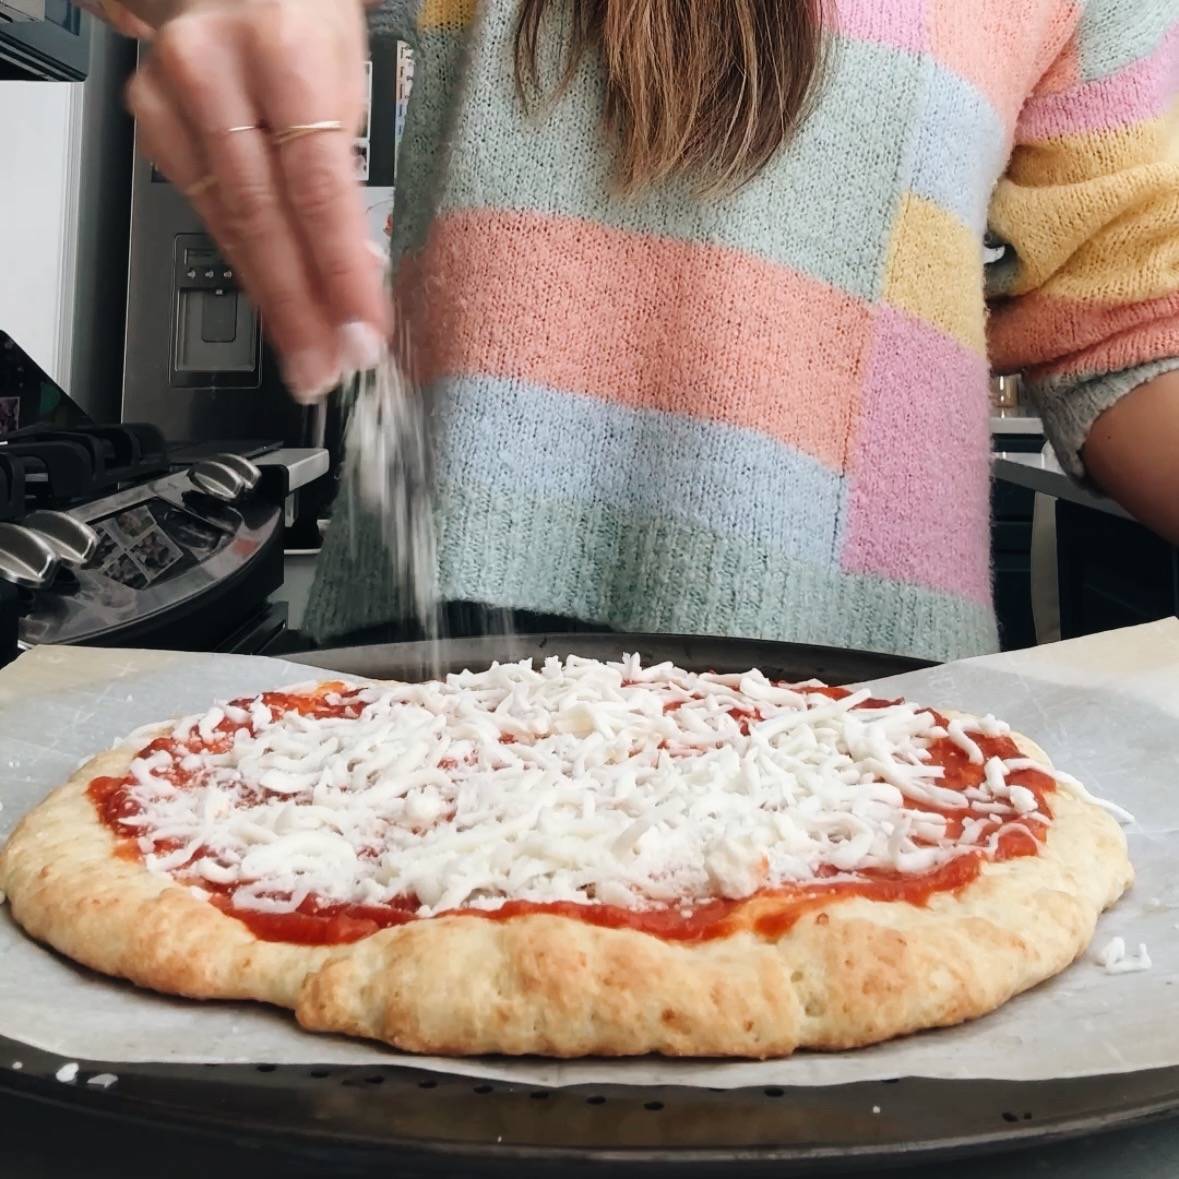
[0,334,299,667]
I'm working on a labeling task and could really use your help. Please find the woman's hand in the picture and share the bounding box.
[125,0,388,402]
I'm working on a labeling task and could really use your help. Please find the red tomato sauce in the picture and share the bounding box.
[88,683,1055,946]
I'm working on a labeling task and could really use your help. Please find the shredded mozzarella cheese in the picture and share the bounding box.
[1095,936,1152,974]
[946,719,984,765]
[1003,759,1137,825]
[117,657,1063,919]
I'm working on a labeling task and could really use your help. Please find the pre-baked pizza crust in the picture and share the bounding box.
[0,720,1132,1058]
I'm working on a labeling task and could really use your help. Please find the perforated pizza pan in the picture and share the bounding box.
[2,633,1177,1174]
[4,1041,1179,1176]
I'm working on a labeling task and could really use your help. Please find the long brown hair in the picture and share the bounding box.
[515,0,828,193]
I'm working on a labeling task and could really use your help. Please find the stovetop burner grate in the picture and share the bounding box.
[1,422,169,505]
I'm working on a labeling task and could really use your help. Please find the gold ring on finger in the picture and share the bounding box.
[272,120,346,147]
[184,174,218,198]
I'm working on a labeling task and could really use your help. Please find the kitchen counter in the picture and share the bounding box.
[990,414,1043,436]
[257,447,330,491]
[993,451,1179,642]
[992,450,1131,520]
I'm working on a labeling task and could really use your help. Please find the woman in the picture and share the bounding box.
[92,0,1178,660]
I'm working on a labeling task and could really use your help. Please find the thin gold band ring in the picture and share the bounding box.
[272,120,347,147]
[184,121,345,199]
[183,174,218,198]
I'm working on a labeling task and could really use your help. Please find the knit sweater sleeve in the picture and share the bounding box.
[986,0,1179,479]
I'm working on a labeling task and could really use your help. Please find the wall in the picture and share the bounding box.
[0,76,82,385]
[0,24,133,414]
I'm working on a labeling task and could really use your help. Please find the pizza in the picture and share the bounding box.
[0,656,1132,1058]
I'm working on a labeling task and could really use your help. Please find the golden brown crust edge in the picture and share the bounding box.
[0,730,1133,1059]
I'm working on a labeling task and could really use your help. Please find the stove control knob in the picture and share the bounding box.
[211,452,262,491]
[189,459,246,502]
[22,510,100,568]
[0,523,59,590]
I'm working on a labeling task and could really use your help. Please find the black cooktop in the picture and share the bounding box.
[0,331,171,515]
[0,331,288,663]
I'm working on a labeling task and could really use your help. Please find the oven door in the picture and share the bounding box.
[67,509,287,653]
[216,599,289,656]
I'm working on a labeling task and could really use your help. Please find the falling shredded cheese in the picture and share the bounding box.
[109,657,1076,920]
[339,293,440,656]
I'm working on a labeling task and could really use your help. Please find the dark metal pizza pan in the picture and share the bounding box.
[284,630,936,685]
[1,631,1177,1176]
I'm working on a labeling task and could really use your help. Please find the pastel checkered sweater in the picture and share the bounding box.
[304,0,1179,661]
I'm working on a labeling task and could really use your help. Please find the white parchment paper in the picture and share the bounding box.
[1,623,1177,1087]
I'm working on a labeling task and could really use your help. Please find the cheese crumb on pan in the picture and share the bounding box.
[55,1062,79,1083]
[1095,936,1152,974]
